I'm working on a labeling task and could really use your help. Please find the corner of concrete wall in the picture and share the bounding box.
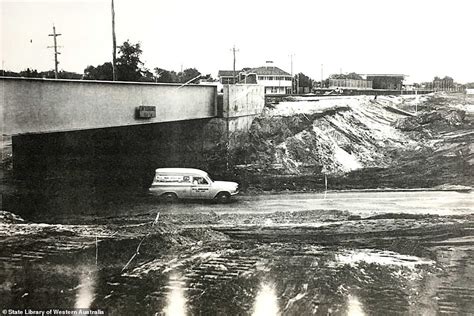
[205,84,265,154]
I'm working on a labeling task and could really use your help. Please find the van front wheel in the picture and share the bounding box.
[161,192,178,203]
[215,192,231,204]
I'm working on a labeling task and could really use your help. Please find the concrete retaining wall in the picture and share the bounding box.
[222,84,265,118]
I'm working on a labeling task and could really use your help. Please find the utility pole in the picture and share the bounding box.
[231,45,239,84]
[48,25,61,79]
[111,0,117,81]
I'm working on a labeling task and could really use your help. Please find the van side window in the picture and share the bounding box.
[193,177,209,185]
[156,175,191,183]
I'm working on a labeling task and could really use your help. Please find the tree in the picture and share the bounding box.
[19,68,41,78]
[138,68,155,82]
[83,40,146,81]
[84,62,113,80]
[296,72,313,87]
[0,70,21,77]
[154,67,178,83]
[178,68,201,83]
[330,72,362,80]
[116,40,144,81]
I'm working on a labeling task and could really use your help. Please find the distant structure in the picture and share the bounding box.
[217,70,238,85]
[366,74,405,90]
[329,79,372,90]
[218,62,292,95]
[432,76,464,92]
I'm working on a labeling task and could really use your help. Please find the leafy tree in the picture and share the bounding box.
[116,40,145,81]
[84,62,113,80]
[154,67,178,83]
[0,70,21,77]
[57,70,83,79]
[83,40,146,81]
[19,68,41,78]
[330,72,362,80]
[138,68,155,82]
[296,72,313,87]
[178,68,201,83]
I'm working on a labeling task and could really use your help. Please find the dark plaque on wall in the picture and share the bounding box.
[136,106,156,119]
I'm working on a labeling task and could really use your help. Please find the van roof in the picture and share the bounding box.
[154,168,208,176]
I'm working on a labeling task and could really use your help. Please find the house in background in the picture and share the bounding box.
[218,62,292,95]
[217,70,239,85]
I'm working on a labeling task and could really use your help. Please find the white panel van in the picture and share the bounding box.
[149,168,239,203]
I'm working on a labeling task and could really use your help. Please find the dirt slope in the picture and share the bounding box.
[233,93,472,191]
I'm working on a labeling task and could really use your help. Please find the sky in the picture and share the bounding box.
[1,0,473,83]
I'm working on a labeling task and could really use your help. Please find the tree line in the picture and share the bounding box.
[1,40,210,84]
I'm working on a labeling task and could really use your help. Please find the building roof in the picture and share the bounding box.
[365,74,406,78]
[218,66,291,78]
[218,70,239,77]
[237,75,257,84]
[248,66,291,76]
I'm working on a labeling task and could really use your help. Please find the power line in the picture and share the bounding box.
[47,25,62,79]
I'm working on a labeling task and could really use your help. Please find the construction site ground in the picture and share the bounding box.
[1,93,473,315]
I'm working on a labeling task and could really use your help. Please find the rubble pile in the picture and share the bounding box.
[395,109,465,131]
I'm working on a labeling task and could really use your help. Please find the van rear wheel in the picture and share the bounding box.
[161,192,178,203]
[215,192,231,204]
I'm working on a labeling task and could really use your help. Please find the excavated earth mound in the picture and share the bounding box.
[234,94,472,191]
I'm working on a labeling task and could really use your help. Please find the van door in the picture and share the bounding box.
[191,176,212,199]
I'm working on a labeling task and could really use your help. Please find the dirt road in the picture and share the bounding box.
[1,190,473,315]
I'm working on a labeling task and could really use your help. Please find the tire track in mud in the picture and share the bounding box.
[100,240,438,315]
[2,208,474,314]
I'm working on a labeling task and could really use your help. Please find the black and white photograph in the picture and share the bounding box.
[1,0,473,314]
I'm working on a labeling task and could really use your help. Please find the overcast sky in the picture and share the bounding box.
[1,0,473,83]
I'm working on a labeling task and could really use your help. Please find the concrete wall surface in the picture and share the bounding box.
[222,84,265,118]
[1,78,217,135]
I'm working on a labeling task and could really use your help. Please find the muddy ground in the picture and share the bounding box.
[1,190,473,315]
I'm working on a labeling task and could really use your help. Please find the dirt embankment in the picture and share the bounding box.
[230,93,473,191]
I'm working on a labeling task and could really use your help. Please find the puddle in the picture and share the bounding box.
[164,273,187,316]
[345,294,365,316]
[252,281,279,316]
[75,265,97,309]
[335,249,435,268]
